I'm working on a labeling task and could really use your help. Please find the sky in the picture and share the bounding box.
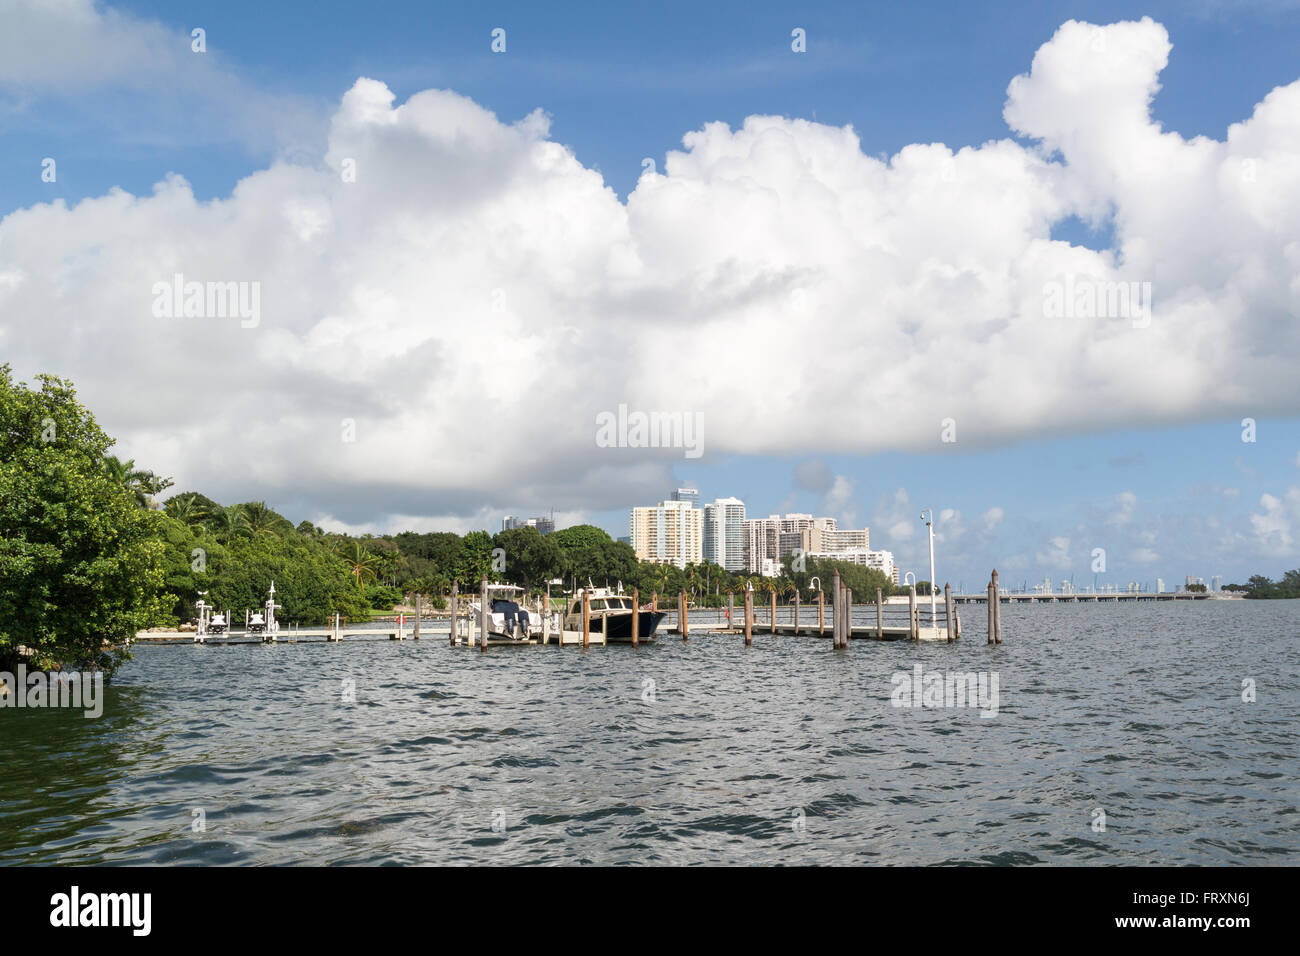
[2,0,1300,590]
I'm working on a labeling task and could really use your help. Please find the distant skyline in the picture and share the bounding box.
[3,1,1300,590]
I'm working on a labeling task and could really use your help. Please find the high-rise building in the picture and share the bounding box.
[1156,578,1165,594]
[745,515,781,573]
[1211,575,1223,592]
[744,514,862,572]
[804,548,896,583]
[670,487,700,507]
[703,497,746,571]
[630,500,703,568]
[502,514,555,534]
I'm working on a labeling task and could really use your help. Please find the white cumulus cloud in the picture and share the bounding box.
[2,16,1300,529]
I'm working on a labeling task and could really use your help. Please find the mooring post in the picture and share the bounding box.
[543,592,551,645]
[793,592,800,635]
[631,588,639,647]
[844,587,854,645]
[842,583,851,648]
[992,569,1002,644]
[744,588,753,646]
[818,586,825,636]
[831,571,842,648]
[728,591,734,629]
[479,577,489,652]
[413,594,422,640]
[876,588,884,640]
[602,607,608,644]
[945,583,955,643]
[909,585,918,640]
[987,578,996,645]
[582,590,590,649]
[680,590,689,642]
[450,582,459,645]
[770,590,777,635]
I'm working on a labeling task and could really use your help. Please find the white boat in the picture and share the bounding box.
[469,584,555,642]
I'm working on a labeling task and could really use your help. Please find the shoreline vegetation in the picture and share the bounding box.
[3,367,1298,677]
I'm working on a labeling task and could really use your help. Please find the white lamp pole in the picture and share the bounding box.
[921,509,937,625]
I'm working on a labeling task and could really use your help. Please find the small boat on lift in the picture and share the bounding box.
[469,584,552,642]
[561,586,667,642]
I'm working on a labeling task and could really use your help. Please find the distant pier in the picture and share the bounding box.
[954,591,1225,603]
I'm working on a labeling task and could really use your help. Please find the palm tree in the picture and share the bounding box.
[164,493,207,527]
[103,454,173,507]
[241,501,290,536]
[336,541,380,588]
[207,504,251,544]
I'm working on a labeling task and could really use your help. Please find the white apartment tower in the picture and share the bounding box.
[703,497,747,571]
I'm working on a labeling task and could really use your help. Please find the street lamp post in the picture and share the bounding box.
[921,509,937,626]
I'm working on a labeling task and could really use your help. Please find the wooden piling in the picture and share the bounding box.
[543,592,551,645]
[793,592,800,635]
[987,578,996,645]
[743,589,753,646]
[413,594,422,640]
[680,590,688,642]
[728,591,734,629]
[876,588,884,640]
[992,569,1002,644]
[449,581,458,645]
[479,578,489,652]
[845,588,853,646]
[582,590,590,649]
[818,587,825,636]
[831,571,842,648]
[944,583,955,643]
[631,589,639,647]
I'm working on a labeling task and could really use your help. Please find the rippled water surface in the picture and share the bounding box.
[3,601,1298,865]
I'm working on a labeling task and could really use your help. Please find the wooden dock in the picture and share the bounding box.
[139,574,1006,652]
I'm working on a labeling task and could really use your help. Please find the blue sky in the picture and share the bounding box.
[3,0,1300,588]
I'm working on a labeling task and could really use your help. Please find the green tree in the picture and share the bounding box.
[335,540,381,587]
[454,531,495,586]
[103,454,173,508]
[0,368,167,675]
[238,501,293,537]
[492,526,562,590]
[163,491,214,528]
[207,504,251,544]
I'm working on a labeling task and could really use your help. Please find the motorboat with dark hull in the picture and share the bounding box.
[562,589,667,642]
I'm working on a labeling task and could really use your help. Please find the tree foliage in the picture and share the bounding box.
[0,368,167,674]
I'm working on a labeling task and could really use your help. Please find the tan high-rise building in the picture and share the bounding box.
[630,500,703,569]
[746,514,860,574]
